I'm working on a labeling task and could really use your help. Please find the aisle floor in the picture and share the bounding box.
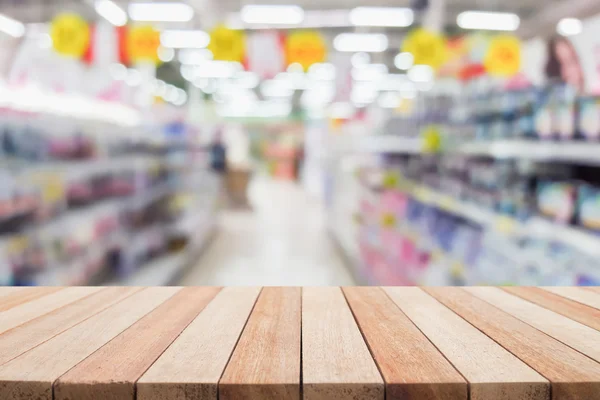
[178,177,355,286]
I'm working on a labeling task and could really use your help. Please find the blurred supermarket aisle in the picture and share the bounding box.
[178,176,355,286]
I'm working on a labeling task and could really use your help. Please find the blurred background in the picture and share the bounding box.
[1,0,599,287]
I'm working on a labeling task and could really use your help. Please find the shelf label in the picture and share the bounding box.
[495,215,518,234]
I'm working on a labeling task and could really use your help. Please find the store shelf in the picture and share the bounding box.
[332,135,422,155]
[113,214,217,286]
[458,140,600,165]
[401,181,600,259]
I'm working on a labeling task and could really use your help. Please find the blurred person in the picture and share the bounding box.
[209,129,227,175]
[546,36,585,92]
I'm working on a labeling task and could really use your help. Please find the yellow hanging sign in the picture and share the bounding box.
[484,35,521,77]
[285,31,326,71]
[127,25,161,64]
[208,25,245,62]
[50,13,90,58]
[402,28,447,70]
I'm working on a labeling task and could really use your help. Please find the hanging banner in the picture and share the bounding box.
[50,13,91,58]
[246,32,284,78]
[285,31,326,71]
[126,25,161,64]
[484,35,521,77]
[208,25,245,62]
[402,28,447,70]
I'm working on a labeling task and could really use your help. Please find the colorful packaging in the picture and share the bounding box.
[578,96,600,140]
[577,184,600,232]
[537,181,576,224]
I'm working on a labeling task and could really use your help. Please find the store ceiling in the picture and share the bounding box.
[0,0,598,39]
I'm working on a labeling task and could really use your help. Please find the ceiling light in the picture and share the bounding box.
[235,71,260,89]
[179,49,213,64]
[394,52,413,70]
[241,5,304,25]
[128,2,194,22]
[349,7,413,27]
[557,18,582,36]
[378,92,400,108]
[329,102,354,119]
[157,46,175,62]
[351,64,388,81]
[180,65,196,81]
[261,80,295,98]
[0,14,25,37]
[161,30,209,49]
[126,69,142,86]
[109,63,127,80]
[165,85,179,102]
[408,65,434,83]
[457,11,520,31]
[308,63,336,81]
[334,33,388,53]
[95,0,127,26]
[351,52,370,67]
[195,61,242,79]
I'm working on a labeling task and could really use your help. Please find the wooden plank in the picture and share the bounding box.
[302,287,383,400]
[0,287,63,311]
[424,287,600,400]
[503,287,600,332]
[0,287,102,335]
[343,287,467,400]
[543,287,600,310]
[219,287,301,400]
[0,287,27,297]
[467,287,600,363]
[55,287,221,400]
[138,287,262,400]
[0,287,180,400]
[0,287,140,366]
[587,287,600,294]
[384,287,549,400]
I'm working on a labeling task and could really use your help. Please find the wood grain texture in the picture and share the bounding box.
[302,287,383,400]
[0,287,102,335]
[467,287,600,363]
[543,287,600,310]
[0,287,63,311]
[219,287,301,400]
[424,287,600,400]
[55,287,221,400]
[138,287,262,400]
[0,287,180,400]
[586,287,600,294]
[343,287,467,400]
[503,287,600,332]
[384,287,549,400]
[0,287,140,366]
[0,287,28,297]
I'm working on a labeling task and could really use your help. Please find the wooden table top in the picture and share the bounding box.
[1,286,600,400]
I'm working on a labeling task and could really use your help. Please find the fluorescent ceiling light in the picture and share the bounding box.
[241,5,304,25]
[195,61,242,79]
[0,13,25,37]
[95,0,127,26]
[408,65,434,83]
[351,52,371,67]
[334,33,388,53]
[457,11,520,31]
[394,52,413,70]
[179,49,213,64]
[161,30,209,49]
[128,2,194,22]
[352,64,388,81]
[349,7,413,27]
[557,18,582,36]
[157,46,175,62]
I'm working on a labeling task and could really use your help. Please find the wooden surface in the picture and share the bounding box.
[384,287,549,400]
[219,287,302,400]
[302,287,383,400]
[343,287,467,400]
[0,286,599,400]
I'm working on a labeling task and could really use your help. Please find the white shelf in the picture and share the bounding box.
[340,135,600,165]
[406,182,600,258]
[458,140,600,165]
